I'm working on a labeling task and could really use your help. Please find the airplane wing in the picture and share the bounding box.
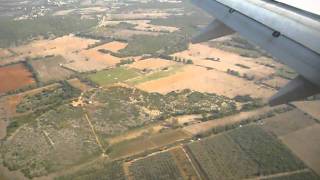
[191,0,320,106]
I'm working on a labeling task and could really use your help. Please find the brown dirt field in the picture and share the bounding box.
[173,44,277,80]
[262,109,317,137]
[293,100,320,121]
[136,65,275,99]
[0,63,35,94]
[128,58,177,70]
[30,56,74,82]
[281,124,320,175]
[63,45,123,72]
[94,41,128,52]
[0,35,97,66]
[0,49,12,58]
[12,35,97,58]
[110,129,191,159]
[183,106,274,135]
[67,78,91,92]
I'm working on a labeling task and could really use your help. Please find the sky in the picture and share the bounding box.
[275,0,320,15]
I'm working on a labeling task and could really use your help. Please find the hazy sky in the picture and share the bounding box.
[275,0,320,15]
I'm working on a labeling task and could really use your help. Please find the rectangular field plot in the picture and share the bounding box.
[186,125,306,179]
[109,129,191,159]
[56,161,126,180]
[187,133,259,179]
[88,67,141,86]
[29,56,74,83]
[0,63,35,94]
[128,151,184,180]
[262,109,317,137]
[281,124,320,176]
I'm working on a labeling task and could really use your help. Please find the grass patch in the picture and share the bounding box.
[88,67,141,86]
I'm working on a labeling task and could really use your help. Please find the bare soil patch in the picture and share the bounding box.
[293,100,320,121]
[173,43,277,80]
[136,65,275,100]
[184,106,273,135]
[128,58,176,70]
[262,109,317,137]
[0,63,35,94]
[281,124,320,175]
[95,41,128,53]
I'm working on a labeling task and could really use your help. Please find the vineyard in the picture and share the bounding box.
[56,161,126,180]
[187,134,259,179]
[128,151,184,180]
[186,125,307,179]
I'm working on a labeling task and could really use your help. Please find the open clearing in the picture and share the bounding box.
[88,67,141,86]
[29,56,74,82]
[136,65,275,99]
[109,129,191,159]
[128,58,177,70]
[281,124,320,175]
[94,41,128,52]
[0,63,35,94]
[173,43,277,80]
[292,100,320,121]
[262,109,317,137]
[184,106,274,135]
[67,78,91,92]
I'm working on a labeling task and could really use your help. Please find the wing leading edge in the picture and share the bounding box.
[191,0,320,106]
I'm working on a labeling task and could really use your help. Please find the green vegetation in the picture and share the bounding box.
[16,81,80,113]
[116,33,188,57]
[87,67,141,86]
[116,58,135,67]
[0,15,97,48]
[230,126,305,174]
[276,66,297,80]
[56,160,126,180]
[128,65,183,85]
[129,151,183,180]
[187,126,306,179]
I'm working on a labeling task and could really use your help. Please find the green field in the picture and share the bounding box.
[129,151,184,180]
[187,125,306,179]
[56,160,126,180]
[88,67,141,86]
[128,65,183,85]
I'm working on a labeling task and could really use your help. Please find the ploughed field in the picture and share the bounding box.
[0,63,35,94]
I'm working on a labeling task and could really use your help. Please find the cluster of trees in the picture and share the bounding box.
[159,55,193,64]
[116,58,135,67]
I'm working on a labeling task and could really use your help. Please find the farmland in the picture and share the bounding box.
[28,56,74,83]
[0,0,317,179]
[128,151,184,180]
[87,67,141,86]
[186,125,306,179]
[0,63,35,94]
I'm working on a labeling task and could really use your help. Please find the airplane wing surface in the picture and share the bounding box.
[191,0,320,106]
